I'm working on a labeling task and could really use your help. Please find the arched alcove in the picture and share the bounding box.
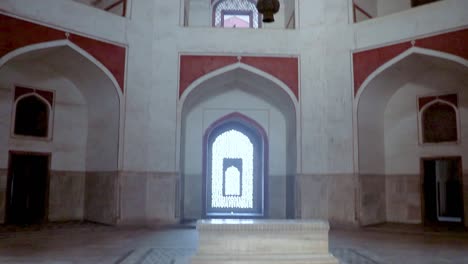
[13,94,51,138]
[357,52,468,175]
[421,101,458,143]
[179,65,297,220]
[0,41,121,224]
[355,50,468,225]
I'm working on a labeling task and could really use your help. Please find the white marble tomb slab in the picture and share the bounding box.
[191,219,339,264]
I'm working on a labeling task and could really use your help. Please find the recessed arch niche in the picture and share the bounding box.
[179,64,297,220]
[356,51,468,175]
[355,50,468,225]
[0,41,121,224]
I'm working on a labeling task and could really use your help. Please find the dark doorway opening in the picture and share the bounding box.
[6,152,50,225]
[421,157,464,226]
[14,95,50,138]
[411,0,440,7]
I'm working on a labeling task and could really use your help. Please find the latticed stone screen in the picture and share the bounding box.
[213,0,260,28]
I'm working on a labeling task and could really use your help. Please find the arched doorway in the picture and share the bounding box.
[204,113,267,217]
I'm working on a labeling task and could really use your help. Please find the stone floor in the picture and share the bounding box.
[0,222,467,264]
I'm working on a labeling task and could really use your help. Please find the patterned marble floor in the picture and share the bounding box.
[0,223,467,264]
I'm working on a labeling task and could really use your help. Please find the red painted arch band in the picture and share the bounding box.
[179,55,299,100]
[0,14,126,93]
[353,28,468,96]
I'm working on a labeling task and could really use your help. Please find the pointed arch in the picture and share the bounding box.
[12,92,53,139]
[355,47,468,104]
[14,92,52,110]
[353,47,468,173]
[419,99,460,144]
[179,62,299,110]
[176,61,300,173]
[0,40,123,100]
[0,39,124,169]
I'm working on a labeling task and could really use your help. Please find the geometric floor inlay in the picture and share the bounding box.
[116,248,195,264]
[116,247,380,264]
[331,248,381,264]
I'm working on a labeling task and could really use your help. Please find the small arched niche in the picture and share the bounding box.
[13,93,52,138]
[180,65,297,220]
[421,101,458,144]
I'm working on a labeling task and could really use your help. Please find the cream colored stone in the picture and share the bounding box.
[191,219,338,264]
[48,171,86,221]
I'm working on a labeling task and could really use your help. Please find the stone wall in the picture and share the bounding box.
[297,173,430,227]
[296,175,328,221]
[85,171,119,225]
[146,172,179,223]
[119,171,178,226]
[386,174,421,224]
[49,171,86,221]
[268,176,287,219]
[297,174,358,227]
[359,174,386,226]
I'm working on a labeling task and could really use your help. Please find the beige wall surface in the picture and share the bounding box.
[0,0,466,224]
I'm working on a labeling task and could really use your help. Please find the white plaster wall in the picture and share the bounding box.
[188,0,211,27]
[51,49,120,172]
[0,0,127,44]
[354,0,467,50]
[75,0,124,16]
[358,54,435,174]
[357,88,386,174]
[0,60,88,171]
[384,62,468,175]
